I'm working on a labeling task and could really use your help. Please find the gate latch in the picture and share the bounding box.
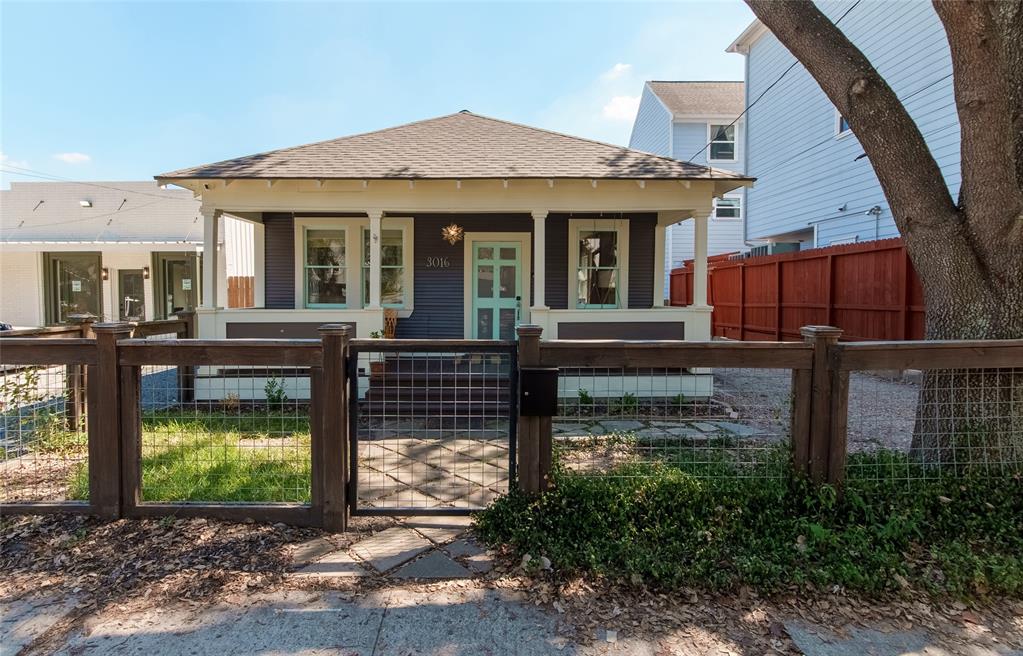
[519,367,558,417]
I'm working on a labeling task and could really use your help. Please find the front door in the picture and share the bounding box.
[118,269,146,321]
[472,242,521,339]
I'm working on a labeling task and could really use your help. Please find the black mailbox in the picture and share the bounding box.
[519,367,559,417]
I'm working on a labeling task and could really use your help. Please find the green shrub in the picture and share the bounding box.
[476,453,1023,597]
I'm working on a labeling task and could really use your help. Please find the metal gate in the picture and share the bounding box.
[347,340,517,515]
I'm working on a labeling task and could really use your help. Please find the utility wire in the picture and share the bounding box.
[688,0,863,163]
[1,164,193,201]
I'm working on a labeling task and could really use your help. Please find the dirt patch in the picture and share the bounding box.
[0,452,86,503]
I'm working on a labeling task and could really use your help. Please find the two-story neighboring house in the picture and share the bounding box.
[727,0,959,248]
[629,81,746,296]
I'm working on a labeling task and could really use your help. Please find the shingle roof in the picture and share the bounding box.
[647,81,744,118]
[157,111,748,181]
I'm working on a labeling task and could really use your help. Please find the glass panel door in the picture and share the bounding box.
[118,269,146,321]
[44,252,102,324]
[472,242,520,339]
[152,252,200,319]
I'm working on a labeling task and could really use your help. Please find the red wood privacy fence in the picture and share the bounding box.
[670,238,926,341]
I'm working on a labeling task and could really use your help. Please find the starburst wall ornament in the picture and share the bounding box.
[441,223,464,245]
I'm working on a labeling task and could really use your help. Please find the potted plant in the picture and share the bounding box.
[368,331,386,375]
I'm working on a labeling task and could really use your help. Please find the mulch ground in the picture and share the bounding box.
[3,513,1021,655]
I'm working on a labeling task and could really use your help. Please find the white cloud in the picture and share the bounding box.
[0,152,31,169]
[601,63,632,80]
[602,95,641,122]
[53,152,92,164]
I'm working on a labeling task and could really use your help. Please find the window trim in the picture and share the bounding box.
[835,109,852,138]
[358,217,414,311]
[568,218,630,310]
[707,123,738,163]
[713,195,743,221]
[293,216,414,311]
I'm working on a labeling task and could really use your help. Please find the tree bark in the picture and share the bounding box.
[743,0,1023,467]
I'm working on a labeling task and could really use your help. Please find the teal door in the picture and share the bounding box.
[472,242,521,339]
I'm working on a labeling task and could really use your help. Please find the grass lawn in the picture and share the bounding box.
[67,409,313,503]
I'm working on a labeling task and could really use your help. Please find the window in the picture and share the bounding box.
[709,124,736,161]
[576,230,620,308]
[362,228,405,307]
[44,252,102,324]
[304,229,347,306]
[714,196,742,220]
[836,110,851,136]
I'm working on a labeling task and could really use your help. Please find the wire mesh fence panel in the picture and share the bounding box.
[137,361,312,504]
[553,367,792,480]
[351,346,514,512]
[0,364,88,503]
[845,367,1023,482]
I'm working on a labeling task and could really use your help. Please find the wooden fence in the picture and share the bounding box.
[2,322,1020,530]
[228,276,255,308]
[669,238,926,341]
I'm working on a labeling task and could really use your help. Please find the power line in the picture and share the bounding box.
[688,0,864,163]
[3,196,181,230]
[0,164,193,201]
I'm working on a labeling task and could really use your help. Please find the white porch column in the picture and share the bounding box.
[693,214,709,307]
[201,206,221,309]
[366,210,383,309]
[531,210,548,309]
[653,223,667,306]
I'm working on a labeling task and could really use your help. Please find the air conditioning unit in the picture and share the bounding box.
[746,242,801,258]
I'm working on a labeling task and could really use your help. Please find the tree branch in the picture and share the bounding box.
[744,0,959,242]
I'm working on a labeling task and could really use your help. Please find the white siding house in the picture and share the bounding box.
[629,81,746,297]
[0,181,255,327]
[727,0,959,247]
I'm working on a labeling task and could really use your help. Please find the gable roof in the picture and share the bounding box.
[646,81,744,118]
[157,111,748,182]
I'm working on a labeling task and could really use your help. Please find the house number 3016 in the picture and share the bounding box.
[426,256,451,268]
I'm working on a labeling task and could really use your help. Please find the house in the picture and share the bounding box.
[155,111,752,347]
[727,0,959,248]
[0,181,254,327]
[630,81,746,295]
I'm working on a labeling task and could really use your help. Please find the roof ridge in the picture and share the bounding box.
[647,80,743,84]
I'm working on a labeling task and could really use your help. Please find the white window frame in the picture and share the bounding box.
[358,217,414,312]
[568,218,630,310]
[713,195,743,221]
[835,109,852,138]
[707,123,738,163]
[295,220,355,309]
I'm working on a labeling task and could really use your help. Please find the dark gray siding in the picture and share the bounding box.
[397,214,533,338]
[226,322,354,339]
[545,214,569,309]
[558,321,683,340]
[263,213,295,309]
[628,214,656,309]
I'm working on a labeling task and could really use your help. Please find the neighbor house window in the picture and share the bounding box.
[362,228,406,307]
[576,230,620,308]
[714,196,741,220]
[44,252,102,325]
[708,124,736,161]
[304,229,347,306]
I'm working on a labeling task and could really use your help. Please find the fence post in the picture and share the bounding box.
[800,325,843,484]
[175,310,196,403]
[316,324,349,532]
[89,322,133,519]
[827,346,850,488]
[516,325,550,494]
[66,314,96,431]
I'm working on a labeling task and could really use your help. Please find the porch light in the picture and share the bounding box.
[79,200,92,207]
[442,223,464,245]
[142,266,150,280]
[101,267,109,281]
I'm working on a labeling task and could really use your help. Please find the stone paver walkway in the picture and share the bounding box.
[290,515,490,582]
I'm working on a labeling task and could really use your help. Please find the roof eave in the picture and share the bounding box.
[726,19,768,54]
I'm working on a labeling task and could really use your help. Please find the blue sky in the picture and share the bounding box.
[1,1,753,188]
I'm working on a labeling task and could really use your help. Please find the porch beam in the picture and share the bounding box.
[531,210,548,310]
[201,206,221,309]
[366,210,383,309]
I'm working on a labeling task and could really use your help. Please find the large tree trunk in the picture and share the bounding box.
[743,0,1023,468]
